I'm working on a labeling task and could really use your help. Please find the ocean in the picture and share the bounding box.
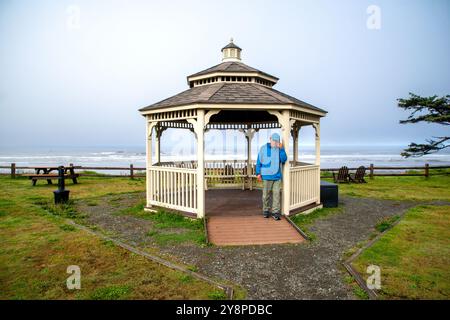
[1,145,449,175]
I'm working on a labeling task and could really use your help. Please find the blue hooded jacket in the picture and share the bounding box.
[255,143,287,181]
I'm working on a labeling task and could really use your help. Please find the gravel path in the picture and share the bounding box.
[76,193,448,299]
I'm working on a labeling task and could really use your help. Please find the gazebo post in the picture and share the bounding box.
[291,123,300,165]
[146,119,157,207]
[281,110,291,216]
[313,122,320,165]
[154,125,165,164]
[313,122,321,204]
[246,128,255,190]
[239,127,256,190]
[194,110,206,218]
[268,109,291,216]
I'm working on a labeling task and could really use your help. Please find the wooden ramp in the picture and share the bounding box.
[206,189,305,246]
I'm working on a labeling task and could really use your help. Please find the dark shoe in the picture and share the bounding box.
[272,213,281,221]
[263,211,271,218]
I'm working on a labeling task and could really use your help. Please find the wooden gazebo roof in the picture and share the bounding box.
[187,61,278,81]
[139,39,327,117]
[139,82,326,113]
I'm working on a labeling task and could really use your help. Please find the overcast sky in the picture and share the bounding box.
[0,0,449,150]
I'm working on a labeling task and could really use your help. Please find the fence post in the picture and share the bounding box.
[11,163,16,179]
[130,164,134,179]
[369,163,374,180]
[424,163,429,178]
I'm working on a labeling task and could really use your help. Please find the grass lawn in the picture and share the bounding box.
[0,175,225,300]
[116,200,206,246]
[320,171,450,299]
[1,171,449,300]
[351,205,450,299]
[322,169,450,201]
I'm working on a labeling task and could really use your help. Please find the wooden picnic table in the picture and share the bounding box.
[23,166,79,186]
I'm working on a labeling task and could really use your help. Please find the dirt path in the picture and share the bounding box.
[75,193,447,299]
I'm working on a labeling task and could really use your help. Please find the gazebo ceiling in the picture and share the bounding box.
[209,110,278,124]
[139,39,327,117]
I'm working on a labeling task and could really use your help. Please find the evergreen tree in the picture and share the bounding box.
[398,93,449,157]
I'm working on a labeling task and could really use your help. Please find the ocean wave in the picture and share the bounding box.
[1,148,450,169]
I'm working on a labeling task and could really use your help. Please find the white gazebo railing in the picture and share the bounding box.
[150,160,321,214]
[148,166,198,214]
[155,160,251,188]
[289,164,320,211]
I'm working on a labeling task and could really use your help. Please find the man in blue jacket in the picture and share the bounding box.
[255,133,287,220]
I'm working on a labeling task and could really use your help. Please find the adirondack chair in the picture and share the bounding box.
[333,166,350,183]
[349,166,367,183]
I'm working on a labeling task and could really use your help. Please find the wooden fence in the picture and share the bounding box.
[0,162,449,180]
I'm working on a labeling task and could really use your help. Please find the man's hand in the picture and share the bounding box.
[278,142,283,149]
[257,174,262,182]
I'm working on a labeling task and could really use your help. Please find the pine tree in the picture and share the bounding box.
[398,93,449,157]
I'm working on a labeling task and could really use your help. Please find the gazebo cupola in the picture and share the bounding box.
[187,39,278,88]
[140,39,327,219]
[221,38,242,62]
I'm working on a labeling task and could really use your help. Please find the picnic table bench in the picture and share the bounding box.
[22,166,79,186]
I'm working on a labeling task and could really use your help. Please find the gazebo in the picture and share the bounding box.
[139,39,327,219]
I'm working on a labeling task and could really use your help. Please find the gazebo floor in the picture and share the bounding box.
[206,189,305,246]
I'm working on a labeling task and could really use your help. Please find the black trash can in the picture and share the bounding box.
[320,180,338,208]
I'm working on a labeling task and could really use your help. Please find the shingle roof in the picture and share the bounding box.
[222,41,241,51]
[139,83,326,113]
[187,61,278,80]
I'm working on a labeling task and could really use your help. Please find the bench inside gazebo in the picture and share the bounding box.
[139,39,327,245]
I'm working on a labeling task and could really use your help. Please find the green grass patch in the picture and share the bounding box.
[353,286,370,300]
[102,239,116,248]
[150,209,203,230]
[86,200,99,206]
[120,203,207,246]
[352,205,450,299]
[291,206,343,240]
[89,285,131,300]
[207,289,227,300]
[320,171,333,178]
[118,200,145,216]
[187,265,198,272]
[59,224,76,232]
[148,209,206,245]
[179,274,193,283]
[375,215,400,233]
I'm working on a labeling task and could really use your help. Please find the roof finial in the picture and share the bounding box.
[230,37,234,43]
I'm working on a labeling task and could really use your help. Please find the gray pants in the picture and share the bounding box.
[262,179,282,214]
